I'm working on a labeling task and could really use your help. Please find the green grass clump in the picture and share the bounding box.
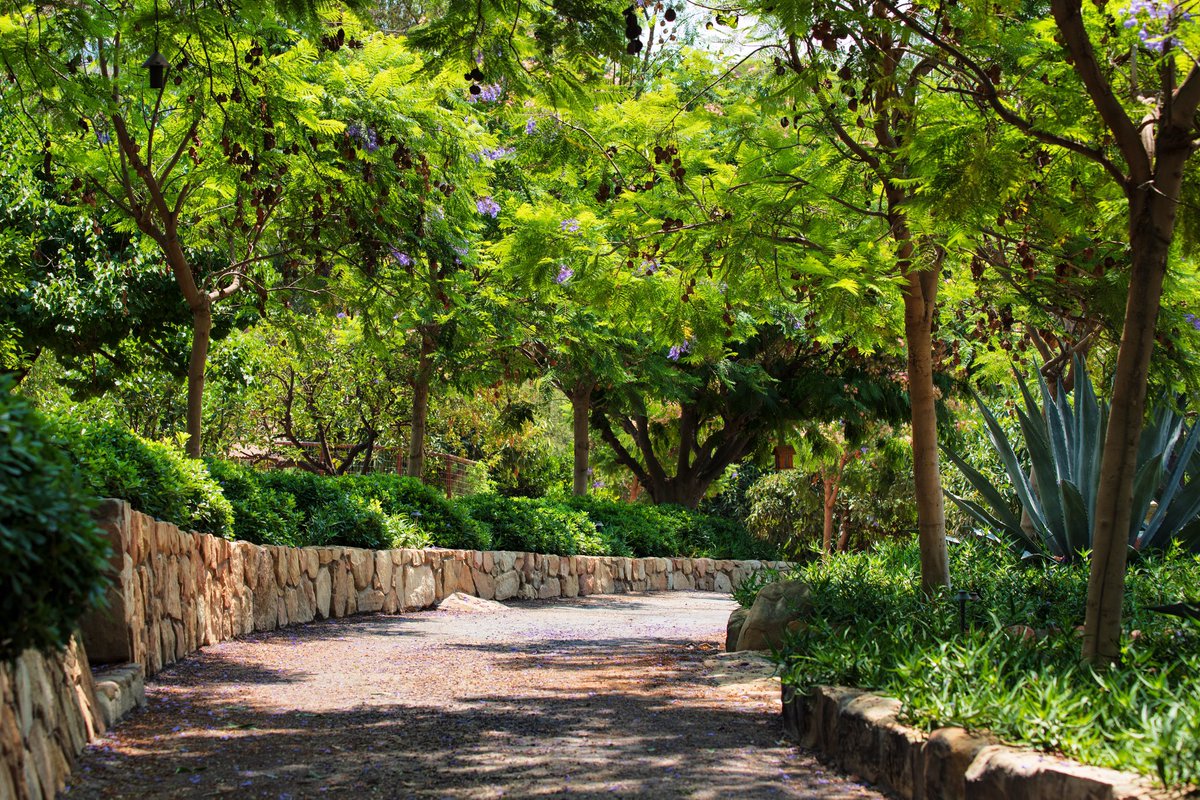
[777,540,1200,787]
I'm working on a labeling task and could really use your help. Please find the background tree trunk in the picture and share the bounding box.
[902,261,950,593]
[570,380,594,496]
[185,302,212,459]
[405,329,436,480]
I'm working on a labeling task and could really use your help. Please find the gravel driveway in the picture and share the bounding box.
[65,591,887,799]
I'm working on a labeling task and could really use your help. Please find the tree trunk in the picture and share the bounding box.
[405,329,436,480]
[185,301,212,459]
[1083,177,1178,664]
[902,256,950,593]
[645,477,707,509]
[822,478,838,556]
[570,380,594,496]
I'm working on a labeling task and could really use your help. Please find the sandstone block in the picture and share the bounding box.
[375,551,394,594]
[539,577,561,599]
[357,589,385,613]
[315,569,332,619]
[348,549,374,591]
[494,571,520,602]
[736,579,811,652]
[403,564,436,609]
[726,607,750,652]
[332,563,354,617]
[907,727,987,800]
[472,569,496,601]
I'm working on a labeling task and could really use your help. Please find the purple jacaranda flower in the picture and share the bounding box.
[1186,313,1200,330]
[476,196,500,217]
[525,117,537,134]
[390,248,412,266]
[560,218,580,233]
[482,146,515,160]
[336,312,348,319]
[667,340,691,361]
[468,84,504,103]
[555,265,574,284]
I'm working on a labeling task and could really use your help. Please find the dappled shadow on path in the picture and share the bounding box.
[67,686,862,799]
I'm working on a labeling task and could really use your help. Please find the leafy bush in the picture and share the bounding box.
[562,495,779,559]
[204,459,302,546]
[306,494,391,550]
[777,539,1200,787]
[340,473,489,550]
[461,494,603,555]
[565,495,681,557]
[746,471,821,555]
[57,421,233,537]
[1,382,110,660]
[945,362,1200,561]
[700,461,768,522]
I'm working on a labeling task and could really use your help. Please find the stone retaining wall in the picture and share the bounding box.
[83,499,784,677]
[782,685,1166,800]
[0,638,105,800]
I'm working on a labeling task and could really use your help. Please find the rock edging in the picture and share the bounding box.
[781,684,1169,800]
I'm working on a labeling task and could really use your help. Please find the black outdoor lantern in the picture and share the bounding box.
[143,51,169,90]
[953,589,979,634]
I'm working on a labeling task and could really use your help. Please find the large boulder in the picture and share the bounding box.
[735,579,811,651]
[726,607,750,652]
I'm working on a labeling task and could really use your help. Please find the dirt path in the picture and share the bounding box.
[65,592,886,799]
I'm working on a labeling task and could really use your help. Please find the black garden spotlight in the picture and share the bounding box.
[953,589,979,635]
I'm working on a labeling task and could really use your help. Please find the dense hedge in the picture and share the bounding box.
[39,416,778,559]
[1,384,110,660]
[58,421,234,538]
[460,494,605,556]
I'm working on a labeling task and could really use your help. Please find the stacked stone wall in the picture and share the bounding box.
[84,499,784,677]
[2,498,780,798]
[0,638,104,800]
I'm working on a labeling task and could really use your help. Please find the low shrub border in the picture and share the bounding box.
[759,540,1200,790]
[780,685,1166,800]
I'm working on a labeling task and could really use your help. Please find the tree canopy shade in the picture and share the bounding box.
[0,4,489,457]
[592,323,913,508]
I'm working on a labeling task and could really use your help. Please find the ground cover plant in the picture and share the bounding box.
[770,540,1200,787]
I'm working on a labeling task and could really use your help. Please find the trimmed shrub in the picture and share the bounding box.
[57,420,233,537]
[564,496,680,557]
[204,459,302,546]
[1,382,110,660]
[461,494,604,555]
[306,494,391,550]
[341,473,489,550]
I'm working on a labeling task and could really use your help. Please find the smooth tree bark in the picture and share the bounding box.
[568,378,595,496]
[405,324,437,479]
[819,450,856,557]
[785,29,951,592]
[880,0,1200,661]
[107,115,254,458]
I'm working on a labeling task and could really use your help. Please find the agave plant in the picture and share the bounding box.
[944,362,1200,562]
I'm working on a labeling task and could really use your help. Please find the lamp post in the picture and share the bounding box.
[953,589,979,634]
